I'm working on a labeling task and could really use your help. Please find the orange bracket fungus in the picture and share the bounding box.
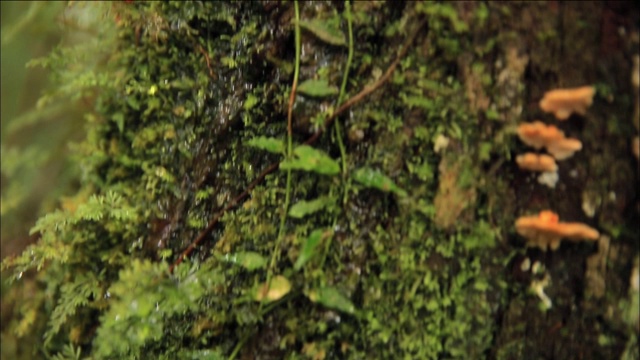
[516,121,564,149]
[545,137,583,160]
[515,153,560,188]
[515,153,558,172]
[515,210,600,251]
[516,121,583,160]
[539,86,596,120]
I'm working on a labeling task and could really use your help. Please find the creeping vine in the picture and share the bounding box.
[323,0,354,269]
[335,0,354,193]
[265,0,301,300]
[169,9,426,273]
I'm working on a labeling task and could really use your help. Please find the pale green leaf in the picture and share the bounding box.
[289,196,334,218]
[280,145,340,175]
[243,93,259,110]
[246,136,285,154]
[222,251,267,271]
[297,79,339,98]
[294,228,332,271]
[255,275,291,302]
[307,286,355,314]
[113,112,125,133]
[353,167,408,197]
[298,19,346,46]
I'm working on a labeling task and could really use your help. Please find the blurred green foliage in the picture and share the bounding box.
[1,1,88,255]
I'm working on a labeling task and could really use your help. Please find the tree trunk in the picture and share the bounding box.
[1,1,638,359]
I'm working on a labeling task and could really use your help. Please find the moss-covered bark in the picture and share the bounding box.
[1,1,638,359]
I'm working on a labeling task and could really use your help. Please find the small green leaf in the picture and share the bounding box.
[401,94,434,110]
[246,136,285,154]
[113,112,125,133]
[294,228,332,271]
[126,96,141,111]
[298,19,346,46]
[307,286,355,314]
[297,79,339,98]
[222,252,267,271]
[289,196,334,218]
[255,275,291,302]
[417,3,468,33]
[243,94,259,110]
[280,145,340,175]
[353,168,408,197]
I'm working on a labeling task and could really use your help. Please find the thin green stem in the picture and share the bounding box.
[334,116,347,179]
[323,0,354,269]
[171,13,425,274]
[265,0,300,297]
[228,332,250,360]
[334,0,354,185]
[337,0,354,106]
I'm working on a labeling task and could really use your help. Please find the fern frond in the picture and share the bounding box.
[45,274,101,345]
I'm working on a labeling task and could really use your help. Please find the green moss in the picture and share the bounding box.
[0,1,469,357]
[3,1,636,359]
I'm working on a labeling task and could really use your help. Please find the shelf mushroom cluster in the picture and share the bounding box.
[539,86,596,121]
[515,210,600,251]
[514,86,600,251]
[515,86,595,188]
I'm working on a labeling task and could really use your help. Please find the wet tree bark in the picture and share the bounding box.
[473,2,639,359]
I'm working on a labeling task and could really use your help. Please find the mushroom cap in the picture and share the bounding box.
[516,152,558,172]
[546,137,583,160]
[515,210,599,251]
[517,121,565,149]
[558,222,600,242]
[539,86,596,120]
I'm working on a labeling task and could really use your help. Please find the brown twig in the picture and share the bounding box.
[169,162,279,272]
[306,18,426,146]
[287,69,298,137]
[197,44,215,80]
[169,18,425,272]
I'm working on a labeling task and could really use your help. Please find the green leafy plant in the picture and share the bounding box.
[353,167,408,197]
[298,18,347,46]
[297,79,339,98]
[294,228,332,270]
[246,136,285,154]
[288,196,336,219]
[279,145,341,175]
[0,1,546,359]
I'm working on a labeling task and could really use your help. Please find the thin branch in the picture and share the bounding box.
[334,0,354,180]
[305,18,426,146]
[196,44,215,80]
[265,0,301,289]
[169,162,278,272]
